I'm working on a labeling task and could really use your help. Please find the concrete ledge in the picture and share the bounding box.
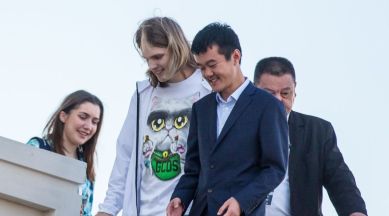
[0,136,85,183]
[0,136,86,216]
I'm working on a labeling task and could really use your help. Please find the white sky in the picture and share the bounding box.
[1,0,388,215]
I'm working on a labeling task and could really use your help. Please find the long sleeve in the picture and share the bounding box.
[98,91,138,215]
[234,97,289,214]
[322,123,367,216]
[171,103,201,210]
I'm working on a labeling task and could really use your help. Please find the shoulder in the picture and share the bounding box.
[136,79,152,94]
[293,111,331,124]
[195,92,216,106]
[128,80,152,108]
[244,82,276,103]
[291,111,333,130]
[248,84,284,111]
[173,69,211,95]
[252,84,274,100]
[200,79,212,93]
[26,137,53,151]
[193,69,212,92]
[26,137,42,148]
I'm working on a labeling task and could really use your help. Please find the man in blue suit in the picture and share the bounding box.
[167,23,289,216]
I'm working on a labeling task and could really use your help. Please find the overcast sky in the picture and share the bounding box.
[1,0,388,215]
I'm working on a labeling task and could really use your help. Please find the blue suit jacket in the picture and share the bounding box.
[172,83,289,215]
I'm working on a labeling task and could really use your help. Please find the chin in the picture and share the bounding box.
[211,85,223,93]
[77,137,89,145]
[156,76,168,83]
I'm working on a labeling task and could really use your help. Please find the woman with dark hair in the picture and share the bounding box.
[27,89,104,216]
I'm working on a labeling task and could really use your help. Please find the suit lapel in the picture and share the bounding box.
[213,83,255,150]
[288,111,305,215]
[207,93,218,149]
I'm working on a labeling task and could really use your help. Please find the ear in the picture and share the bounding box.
[59,111,68,123]
[231,49,241,65]
[294,82,297,97]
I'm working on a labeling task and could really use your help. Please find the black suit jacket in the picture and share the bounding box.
[288,111,367,216]
[172,83,289,216]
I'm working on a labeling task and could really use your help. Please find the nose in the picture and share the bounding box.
[148,59,157,71]
[202,67,212,78]
[83,120,93,131]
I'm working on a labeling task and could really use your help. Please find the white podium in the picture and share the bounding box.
[0,136,86,216]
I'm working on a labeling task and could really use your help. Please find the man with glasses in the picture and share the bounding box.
[254,57,367,216]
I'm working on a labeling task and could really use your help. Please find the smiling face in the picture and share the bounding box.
[195,45,244,100]
[60,102,101,149]
[141,42,175,83]
[256,73,296,113]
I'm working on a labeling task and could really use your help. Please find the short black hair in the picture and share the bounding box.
[254,57,296,84]
[191,22,242,63]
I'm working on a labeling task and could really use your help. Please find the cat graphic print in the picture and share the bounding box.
[143,94,199,181]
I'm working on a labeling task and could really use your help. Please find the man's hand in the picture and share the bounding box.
[95,213,112,216]
[167,197,184,216]
[217,197,241,216]
[350,213,367,216]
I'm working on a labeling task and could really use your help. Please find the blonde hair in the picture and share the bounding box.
[135,16,196,87]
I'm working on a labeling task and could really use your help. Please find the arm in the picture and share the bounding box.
[170,103,201,210]
[322,123,367,216]
[98,91,138,215]
[234,99,289,214]
[166,198,184,216]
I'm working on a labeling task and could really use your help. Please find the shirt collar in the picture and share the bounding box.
[216,78,250,103]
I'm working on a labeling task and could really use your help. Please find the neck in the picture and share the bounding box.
[169,65,195,83]
[221,72,245,100]
[62,140,78,159]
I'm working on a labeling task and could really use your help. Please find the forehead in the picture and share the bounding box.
[141,42,168,58]
[194,45,224,64]
[258,73,295,89]
[73,102,101,117]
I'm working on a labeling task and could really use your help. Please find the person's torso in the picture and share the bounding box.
[139,70,210,215]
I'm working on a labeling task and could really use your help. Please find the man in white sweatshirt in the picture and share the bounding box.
[96,16,210,216]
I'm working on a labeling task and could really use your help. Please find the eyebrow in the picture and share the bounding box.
[197,59,217,67]
[281,87,293,91]
[142,53,164,59]
[205,59,217,65]
[263,87,275,92]
[79,112,100,120]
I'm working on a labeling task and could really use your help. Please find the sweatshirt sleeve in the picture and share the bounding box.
[98,91,137,215]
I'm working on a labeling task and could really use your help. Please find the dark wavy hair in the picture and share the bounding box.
[43,90,104,182]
